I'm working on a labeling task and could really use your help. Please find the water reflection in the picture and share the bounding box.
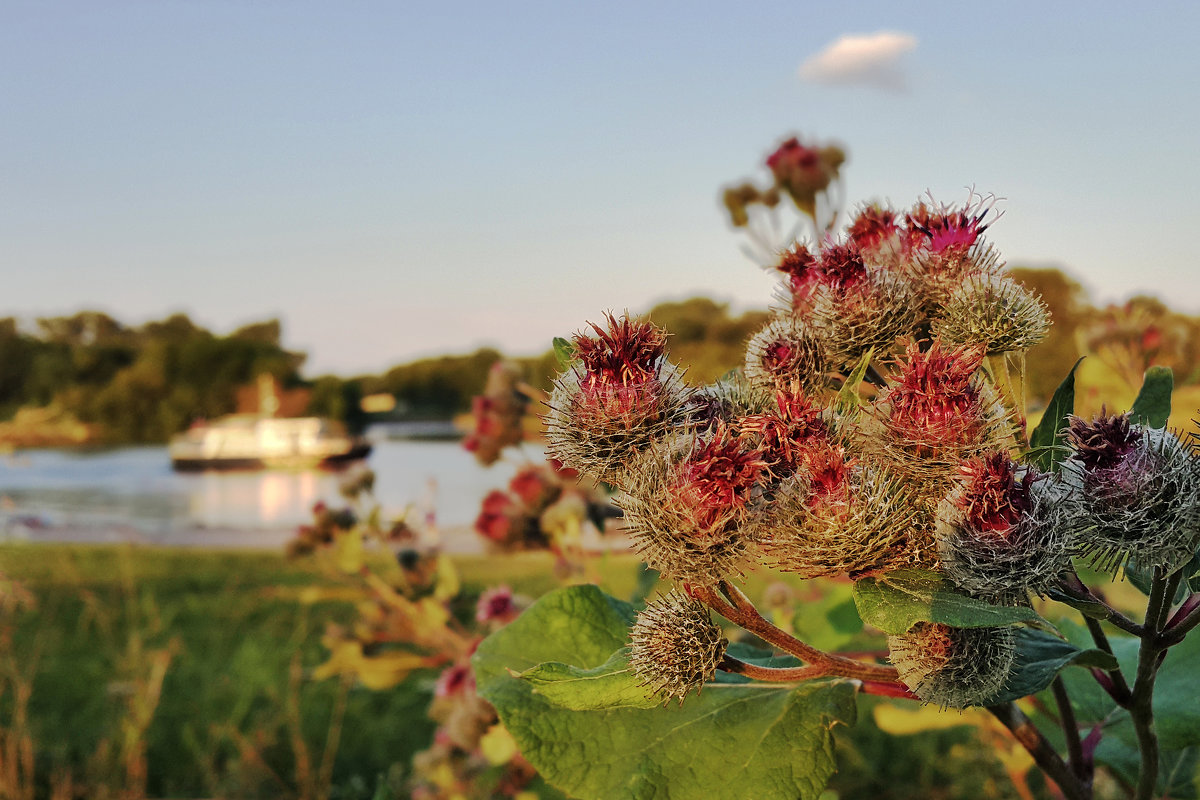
[0,439,533,538]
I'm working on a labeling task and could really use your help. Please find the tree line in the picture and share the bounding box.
[3,267,1198,445]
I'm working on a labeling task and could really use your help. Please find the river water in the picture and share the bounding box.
[0,434,543,548]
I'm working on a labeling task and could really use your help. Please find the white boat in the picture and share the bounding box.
[168,415,372,471]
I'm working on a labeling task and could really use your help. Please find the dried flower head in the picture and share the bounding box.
[744,315,828,393]
[722,182,780,227]
[888,622,1016,709]
[629,592,728,705]
[809,269,922,361]
[1063,417,1200,571]
[545,313,690,484]
[933,274,1051,354]
[619,425,768,583]
[760,459,923,578]
[936,454,1072,598]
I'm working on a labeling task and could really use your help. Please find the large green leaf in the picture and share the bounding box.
[1094,723,1200,798]
[1130,365,1174,429]
[1057,619,1200,751]
[516,648,661,710]
[474,585,858,800]
[982,628,1117,705]
[852,570,1039,635]
[1027,357,1083,472]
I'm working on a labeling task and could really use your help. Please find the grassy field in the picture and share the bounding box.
[0,543,1066,799]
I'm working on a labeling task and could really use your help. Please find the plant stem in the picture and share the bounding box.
[1129,565,1181,800]
[1057,571,1144,637]
[694,583,901,684]
[1052,676,1090,789]
[1160,593,1200,646]
[718,655,828,682]
[1082,616,1133,706]
[987,701,1089,800]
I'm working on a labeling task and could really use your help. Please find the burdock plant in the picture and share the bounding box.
[472,136,1200,800]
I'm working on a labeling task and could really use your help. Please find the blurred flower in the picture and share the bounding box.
[434,662,475,698]
[475,585,519,625]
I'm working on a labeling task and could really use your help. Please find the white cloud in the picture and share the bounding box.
[798,31,918,92]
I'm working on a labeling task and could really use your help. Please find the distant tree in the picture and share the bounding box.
[1083,295,1200,389]
[646,297,768,384]
[1008,267,1088,405]
[368,348,503,418]
[306,376,367,433]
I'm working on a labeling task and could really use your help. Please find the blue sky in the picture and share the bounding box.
[4,1,1199,375]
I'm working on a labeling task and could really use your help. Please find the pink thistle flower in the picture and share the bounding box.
[774,244,824,307]
[669,424,768,534]
[906,195,995,256]
[476,585,519,625]
[816,242,868,292]
[847,205,899,253]
[1067,409,1141,472]
[738,389,829,477]
[886,342,989,449]
[804,444,855,509]
[571,313,671,423]
[953,453,1035,535]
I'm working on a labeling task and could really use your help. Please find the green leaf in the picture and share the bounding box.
[1027,357,1083,473]
[1057,619,1200,751]
[552,336,577,369]
[791,583,864,651]
[1130,365,1174,429]
[1044,586,1110,619]
[474,585,857,800]
[834,347,874,418]
[982,628,1118,705]
[852,569,1039,635]
[517,648,663,710]
[1094,725,1200,797]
